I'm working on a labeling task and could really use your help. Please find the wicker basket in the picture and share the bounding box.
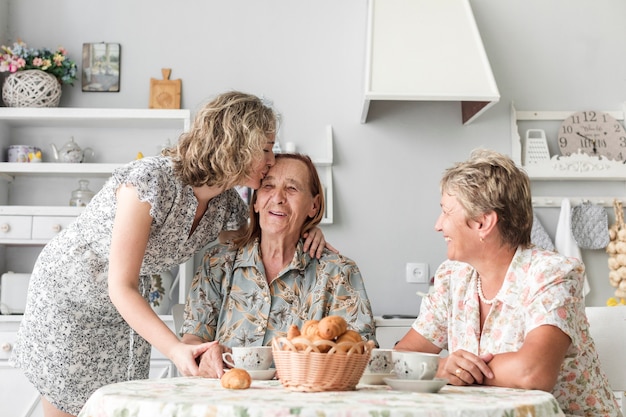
[2,70,62,107]
[272,336,373,392]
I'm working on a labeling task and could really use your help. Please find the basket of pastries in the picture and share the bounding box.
[271,315,375,392]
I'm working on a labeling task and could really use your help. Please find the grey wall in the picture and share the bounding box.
[2,0,625,315]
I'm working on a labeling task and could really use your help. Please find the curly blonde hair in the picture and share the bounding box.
[164,91,279,188]
[440,149,532,248]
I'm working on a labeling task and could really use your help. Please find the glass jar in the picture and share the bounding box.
[69,179,95,207]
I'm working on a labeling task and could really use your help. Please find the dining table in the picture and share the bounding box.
[78,376,565,417]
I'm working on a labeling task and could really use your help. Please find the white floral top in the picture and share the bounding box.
[414,246,621,417]
[11,156,248,415]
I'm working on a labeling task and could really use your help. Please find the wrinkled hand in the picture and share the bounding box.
[439,350,493,386]
[171,341,218,377]
[197,343,228,379]
[302,226,339,258]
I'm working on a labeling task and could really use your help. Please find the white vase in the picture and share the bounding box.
[149,270,174,315]
[2,69,62,107]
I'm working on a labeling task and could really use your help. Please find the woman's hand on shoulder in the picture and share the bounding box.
[302,226,339,258]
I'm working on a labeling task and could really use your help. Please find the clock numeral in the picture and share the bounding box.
[561,125,573,134]
[620,136,626,147]
[582,111,597,123]
[558,137,568,148]
[614,123,624,133]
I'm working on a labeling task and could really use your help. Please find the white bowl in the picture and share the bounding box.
[247,368,276,380]
[359,372,393,385]
[383,377,447,393]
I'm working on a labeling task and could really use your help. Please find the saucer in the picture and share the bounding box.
[247,368,276,380]
[359,372,394,385]
[383,377,447,393]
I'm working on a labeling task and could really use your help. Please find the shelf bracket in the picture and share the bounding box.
[0,173,14,182]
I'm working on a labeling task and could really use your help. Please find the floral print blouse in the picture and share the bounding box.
[181,239,377,346]
[413,246,621,417]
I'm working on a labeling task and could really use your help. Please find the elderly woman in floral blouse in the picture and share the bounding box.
[395,149,621,417]
[181,153,376,378]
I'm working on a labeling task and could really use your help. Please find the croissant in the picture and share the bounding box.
[334,329,363,353]
[287,324,301,339]
[317,316,348,340]
[300,320,320,338]
[221,368,251,389]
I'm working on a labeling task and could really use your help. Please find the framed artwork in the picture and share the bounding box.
[82,43,121,92]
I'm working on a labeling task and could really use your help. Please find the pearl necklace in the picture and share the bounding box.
[476,275,497,305]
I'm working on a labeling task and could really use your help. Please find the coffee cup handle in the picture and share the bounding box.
[419,363,428,379]
[222,352,236,368]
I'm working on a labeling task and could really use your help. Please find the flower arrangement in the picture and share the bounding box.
[0,40,78,85]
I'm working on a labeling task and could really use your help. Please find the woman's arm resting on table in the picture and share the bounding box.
[482,324,570,392]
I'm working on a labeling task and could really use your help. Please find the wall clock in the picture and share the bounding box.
[558,110,626,161]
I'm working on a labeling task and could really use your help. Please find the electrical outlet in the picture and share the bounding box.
[406,263,429,283]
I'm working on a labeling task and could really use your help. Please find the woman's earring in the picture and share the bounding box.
[479,237,484,243]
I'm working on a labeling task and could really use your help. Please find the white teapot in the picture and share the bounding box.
[50,136,94,163]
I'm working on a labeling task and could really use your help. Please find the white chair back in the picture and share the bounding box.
[172,303,185,339]
[585,306,625,414]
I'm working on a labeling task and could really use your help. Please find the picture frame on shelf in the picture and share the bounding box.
[81,42,121,92]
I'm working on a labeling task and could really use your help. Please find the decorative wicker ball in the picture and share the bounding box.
[2,70,62,107]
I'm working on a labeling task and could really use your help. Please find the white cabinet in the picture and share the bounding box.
[0,315,176,417]
[374,317,413,348]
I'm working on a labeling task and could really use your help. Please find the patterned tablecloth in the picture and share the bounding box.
[78,377,565,417]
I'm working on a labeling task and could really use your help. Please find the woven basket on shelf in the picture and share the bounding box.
[2,69,62,107]
[271,336,373,392]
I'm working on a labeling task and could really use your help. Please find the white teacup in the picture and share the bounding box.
[366,348,394,374]
[392,351,439,380]
[222,346,273,370]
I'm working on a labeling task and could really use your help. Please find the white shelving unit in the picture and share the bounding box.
[511,102,626,207]
[0,107,192,417]
[315,125,333,225]
[0,107,192,303]
[0,108,335,307]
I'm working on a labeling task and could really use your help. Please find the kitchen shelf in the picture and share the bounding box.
[511,102,626,180]
[0,162,123,178]
[0,107,191,130]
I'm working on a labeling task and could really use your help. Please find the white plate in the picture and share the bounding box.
[359,373,394,385]
[383,377,447,393]
[247,368,276,380]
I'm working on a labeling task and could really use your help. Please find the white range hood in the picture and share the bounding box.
[361,0,500,125]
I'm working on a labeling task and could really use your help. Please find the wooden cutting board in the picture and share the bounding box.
[149,68,181,109]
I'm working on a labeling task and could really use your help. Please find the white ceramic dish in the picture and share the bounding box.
[359,372,394,385]
[247,368,277,380]
[383,377,447,393]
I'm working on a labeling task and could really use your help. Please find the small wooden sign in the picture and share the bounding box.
[149,68,181,109]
